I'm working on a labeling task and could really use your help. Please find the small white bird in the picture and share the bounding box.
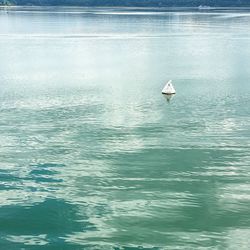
[162,80,176,95]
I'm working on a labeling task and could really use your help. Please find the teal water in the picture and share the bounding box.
[0,7,250,249]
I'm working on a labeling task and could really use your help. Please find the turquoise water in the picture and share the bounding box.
[0,7,250,249]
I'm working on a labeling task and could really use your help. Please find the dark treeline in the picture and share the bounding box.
[1,0,250,7]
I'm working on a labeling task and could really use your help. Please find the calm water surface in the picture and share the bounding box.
[0,7,250,249]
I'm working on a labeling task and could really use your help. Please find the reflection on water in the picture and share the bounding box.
[0,7,250,249]
[163,93,175,102]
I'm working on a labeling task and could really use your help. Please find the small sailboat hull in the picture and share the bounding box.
[162,92,175,95]
[162,80,176,95]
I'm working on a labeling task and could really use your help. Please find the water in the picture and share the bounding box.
[0,7,250,249]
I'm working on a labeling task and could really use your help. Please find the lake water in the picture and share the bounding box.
[0,7,250,249]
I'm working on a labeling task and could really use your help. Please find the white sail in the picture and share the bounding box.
[162,80,176,94]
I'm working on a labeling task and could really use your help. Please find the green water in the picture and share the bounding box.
[0,7,250,249]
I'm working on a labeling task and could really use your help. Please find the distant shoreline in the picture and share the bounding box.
[2,5,250,7]
[1,5,250,10]
[1,0,250,8]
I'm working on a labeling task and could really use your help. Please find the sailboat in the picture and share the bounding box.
[162,80,176,95]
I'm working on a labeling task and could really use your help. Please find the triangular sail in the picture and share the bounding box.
[162,80,176,94]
